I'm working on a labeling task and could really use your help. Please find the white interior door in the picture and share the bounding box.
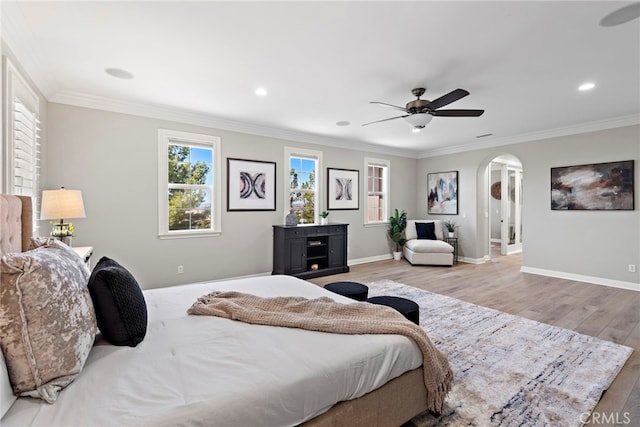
[501,165,523,255]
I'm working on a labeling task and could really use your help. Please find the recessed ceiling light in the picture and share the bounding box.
[255,88,268,96]
[336,121,350,126]
[578,82,595,91]
[105,68,134,79]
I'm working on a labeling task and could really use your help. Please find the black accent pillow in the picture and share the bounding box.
[415,222,437,240]
[88,256,147,347]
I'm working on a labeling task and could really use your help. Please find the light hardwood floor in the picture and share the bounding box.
[308,251,639,426]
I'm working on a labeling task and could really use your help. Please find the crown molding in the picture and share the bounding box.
[49,90,419,159]
[417,114,640,158]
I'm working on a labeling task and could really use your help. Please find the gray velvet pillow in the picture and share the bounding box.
[0,240,96,403]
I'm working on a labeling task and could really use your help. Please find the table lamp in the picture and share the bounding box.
[40,188,86,242]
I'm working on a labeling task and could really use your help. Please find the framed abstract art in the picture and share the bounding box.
[227,158,276,211]
[427,170,458,215]
[551,160,634,210]
[327,168,359,210]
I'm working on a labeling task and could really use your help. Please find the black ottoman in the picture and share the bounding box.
[324,281,369,302]
[368,296,420,325]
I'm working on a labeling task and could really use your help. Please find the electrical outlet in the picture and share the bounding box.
[177,265,184,274]
[629,264,636,273]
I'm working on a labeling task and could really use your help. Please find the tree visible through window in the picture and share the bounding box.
[167,144,212,230]
[158,129,219,237]
[289,156,316,223]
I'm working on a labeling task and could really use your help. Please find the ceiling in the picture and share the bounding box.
[2,1,639,157]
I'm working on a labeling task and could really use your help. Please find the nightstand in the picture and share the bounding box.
[445,237,458,264]
[73,246,93,268]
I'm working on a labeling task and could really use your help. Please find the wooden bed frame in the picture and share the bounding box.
[303,367,428,426]
[0,194,429,426]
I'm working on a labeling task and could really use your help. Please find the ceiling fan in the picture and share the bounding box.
[363,88,484,132]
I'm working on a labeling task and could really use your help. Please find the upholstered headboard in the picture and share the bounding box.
[0,194,33,255]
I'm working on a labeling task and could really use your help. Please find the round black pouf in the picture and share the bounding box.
[368,296,420,325]
[324,281,369,302]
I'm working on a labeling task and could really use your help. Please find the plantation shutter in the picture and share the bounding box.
[12,98,40,199]
[4,59,41,233]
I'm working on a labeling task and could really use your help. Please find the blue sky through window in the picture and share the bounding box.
[290,157,315,189]
[189,147,213,185]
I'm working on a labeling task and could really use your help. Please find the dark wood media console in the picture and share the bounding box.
[272,223,349,279]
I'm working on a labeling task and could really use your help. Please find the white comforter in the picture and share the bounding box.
[2,275,422,427]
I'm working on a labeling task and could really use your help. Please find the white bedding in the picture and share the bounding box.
[1,275,422,427]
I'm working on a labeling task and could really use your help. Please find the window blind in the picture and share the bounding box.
[4,59,41,234]
[12,98,40,198]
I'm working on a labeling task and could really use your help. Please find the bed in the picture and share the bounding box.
[0,194,435,426]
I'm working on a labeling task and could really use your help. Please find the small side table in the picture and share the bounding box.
[73,246,93,269]
[445,237,458,264]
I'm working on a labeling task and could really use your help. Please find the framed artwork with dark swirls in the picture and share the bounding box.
[327,168,359,210]
[227,158,276,211]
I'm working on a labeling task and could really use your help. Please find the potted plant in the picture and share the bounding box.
[320,211,329,225]
[388,209,407,260]
[444,218,457,238]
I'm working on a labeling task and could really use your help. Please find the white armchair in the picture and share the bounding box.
[403,220,454,266]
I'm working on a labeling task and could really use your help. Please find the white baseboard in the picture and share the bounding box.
[459,256,486,264]
[520,266,639,292]
[348,254,393,265]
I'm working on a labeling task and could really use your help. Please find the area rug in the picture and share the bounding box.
[367,280,633,427]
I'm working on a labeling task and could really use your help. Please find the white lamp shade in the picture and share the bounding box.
[40,189,86,221]
[404,113,433,128]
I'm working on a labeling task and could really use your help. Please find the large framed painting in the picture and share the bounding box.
[427,171,458,215]
[227,158,276,211]
[327,168,359,210]
[551,160,634,210]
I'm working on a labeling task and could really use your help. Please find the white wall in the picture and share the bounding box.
[44,103,417,288]
[418,125,640,289]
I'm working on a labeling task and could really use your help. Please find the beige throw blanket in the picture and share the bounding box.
[188,291,453,412]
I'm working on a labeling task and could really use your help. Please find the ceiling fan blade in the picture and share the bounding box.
[362,115,409,126]
[432,109,485,117]
[426,88,470,110]
[370,101,407,112]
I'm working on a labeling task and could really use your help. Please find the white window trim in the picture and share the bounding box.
[3,57,41,234]
[364,157,390,226]
[284,146,322,224]
[158,129,221,238]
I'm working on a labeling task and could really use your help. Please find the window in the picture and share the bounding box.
[158,129,221,237]
[364,157,389,224]
[285,147,322,224]
[3,58,41,233]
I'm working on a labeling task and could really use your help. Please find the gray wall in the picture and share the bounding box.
[44,103,417,289]
[417,125,640,287]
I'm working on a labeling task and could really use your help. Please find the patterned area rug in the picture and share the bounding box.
[367,280,633,427]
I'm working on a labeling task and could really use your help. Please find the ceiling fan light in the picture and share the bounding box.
[411,127,423,133]
[404,113,432,128]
